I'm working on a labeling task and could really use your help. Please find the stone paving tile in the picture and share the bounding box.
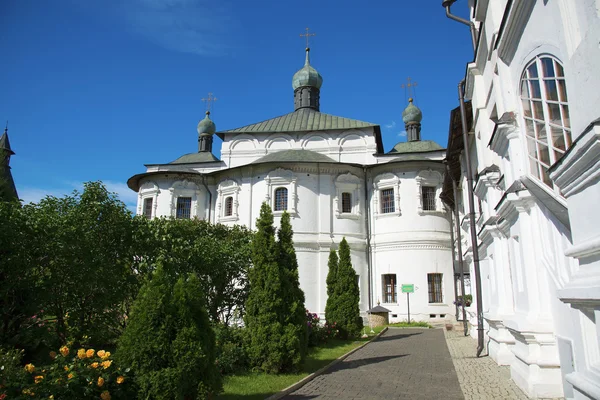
[283,328,464,400]
[444,328,530,400]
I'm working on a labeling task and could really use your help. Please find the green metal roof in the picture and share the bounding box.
[252,149,336,164]
[220,108,377,135]
[387,140,444,154]
[0,131,14,155]
[169,152,220,164]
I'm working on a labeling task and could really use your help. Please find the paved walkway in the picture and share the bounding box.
[283,328,464,400]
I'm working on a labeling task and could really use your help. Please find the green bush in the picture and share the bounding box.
[117,265,221,399]
[214,324,248,375]
[0,348,28,398]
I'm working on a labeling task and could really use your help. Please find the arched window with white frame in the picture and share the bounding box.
[520,55,571,191]
[224,196,233,217]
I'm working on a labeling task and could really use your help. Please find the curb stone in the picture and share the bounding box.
[265,327,389,400]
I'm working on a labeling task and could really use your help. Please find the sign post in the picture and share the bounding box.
[401,284,415,323]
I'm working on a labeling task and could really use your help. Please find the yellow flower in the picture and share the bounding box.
[63,366,69,371]
[102,360,112,369]
[100,390,111,400]
[97,377,105,387]
[49,351,57,359]
[101,351,111,360]
[77,348,86,359]
[68,373,74,380]
[116,376,125,384]
[97,350,106,358]
[34,375,44,384]
[91,362,99,369]
[86,349,95,358]
[49,396,54,399]
[25,363,35,373]
[59,346,69,357]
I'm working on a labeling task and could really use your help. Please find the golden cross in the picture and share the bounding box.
[299,27,316,48]
[201,92,217,113]
[401,77,418,100]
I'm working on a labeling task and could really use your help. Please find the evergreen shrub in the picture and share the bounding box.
[214,324,248,375]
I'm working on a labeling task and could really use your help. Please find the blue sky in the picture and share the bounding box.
[1,0,473,209]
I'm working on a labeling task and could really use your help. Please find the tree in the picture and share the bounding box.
[330,238,362,339]
[117,265,221,399]
[324,248,338,324]
[277,211,307,364]
[244,203,304,373]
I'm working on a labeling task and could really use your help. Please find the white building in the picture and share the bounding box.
[442,0,600,398]
[127,47,457,326]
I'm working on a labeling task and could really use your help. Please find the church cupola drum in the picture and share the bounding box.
[292,47,323,112]
[402,98,422,142]
[197,111,216,152]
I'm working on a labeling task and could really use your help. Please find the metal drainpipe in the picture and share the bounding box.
[458,79,484,356]
[201,174,212,223]
[450,165,469,336]
[446,201,460,322]
[363,167,372,310]
[443,1,478,51]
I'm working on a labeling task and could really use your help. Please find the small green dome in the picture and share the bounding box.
[197,112,216,135]
[402,98,422,124]
[292,48,323,90]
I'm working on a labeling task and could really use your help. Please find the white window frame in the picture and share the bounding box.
[519,55,571,193]
[382,274,398,304]
[334,173,361,220]
[217,179,240,223]
[265,168,297,216]
[373,173,401,218]
[137,181,160,219]
[427,273,444,304]
[169,180,202,219]
[415,170,443,215]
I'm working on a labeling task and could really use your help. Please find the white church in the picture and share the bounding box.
[127,47,456,325]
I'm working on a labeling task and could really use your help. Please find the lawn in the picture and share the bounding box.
[217,326,386,400]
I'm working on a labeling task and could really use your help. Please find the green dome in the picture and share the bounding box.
[402,98,422,124]
[197,112,216,135]
[292,48,323,90]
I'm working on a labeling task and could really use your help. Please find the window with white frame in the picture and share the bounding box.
[415,170,442,214]
[266,168,297,215]
[176,197,192,219]
[217,179,240,222]
[274,187,288,211]
[143,198,153,219]
[421,186,437,211]
[382,274,397,303]
[373,173,401,218]
[334,173,361,219]
[428,273,443,303]
[520,55,571,191]
[138,181,160,219]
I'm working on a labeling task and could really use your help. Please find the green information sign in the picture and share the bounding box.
[401,284,414,293]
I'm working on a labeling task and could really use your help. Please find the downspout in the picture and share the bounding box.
[446,200,460,322]
[363,167,372,310]
[201,174,212,223]
[458,79,484,356]
[450,165,468,336]
[443,0,478,51]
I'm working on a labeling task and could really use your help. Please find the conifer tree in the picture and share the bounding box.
[277,211,308,364]
[324,248,338,324]
[332,237,363,339]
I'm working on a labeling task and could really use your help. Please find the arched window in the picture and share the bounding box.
[274,187,288,211]
[520,55,571,191]
[224,196,233,217]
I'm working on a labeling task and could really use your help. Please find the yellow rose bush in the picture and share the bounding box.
[11,345,135,399]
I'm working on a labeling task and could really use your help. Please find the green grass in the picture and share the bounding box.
[387,321,432,328]
[218,329,384,400]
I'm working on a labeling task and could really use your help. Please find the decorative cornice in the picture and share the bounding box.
[488,112,519,156]
[496,0,536,65]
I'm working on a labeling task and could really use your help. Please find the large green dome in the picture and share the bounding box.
[197,112,216,135]
[292,48,323,90]
[402,98,423,124]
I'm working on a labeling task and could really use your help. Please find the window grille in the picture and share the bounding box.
[341,192,352,213]
[176,197,192,219]
[421,186,437,211]
[274,187,288,211]
[380,188,395,214]
[143,198,153,219]
[428,273,443,303]
[382,274,397,303]
[520,56,571,191]
[224,196,233,217]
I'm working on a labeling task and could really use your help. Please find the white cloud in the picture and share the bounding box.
[384,121,396,130]
[398,130,407,137]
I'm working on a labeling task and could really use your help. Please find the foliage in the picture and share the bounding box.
[244,203,305,373]
[454,294,472,307]
[324,249,338,325]
[135,217,253,325]
[214,324,248,375]
[277,212,308,363]
[327,238,362,339]
[10,345,135,399]
[0,348,28,398]
[387,321,432,328]
[306,311,339,347]
[117,265,221,399]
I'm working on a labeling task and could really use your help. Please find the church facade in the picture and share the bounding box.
[127,48,455,324]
